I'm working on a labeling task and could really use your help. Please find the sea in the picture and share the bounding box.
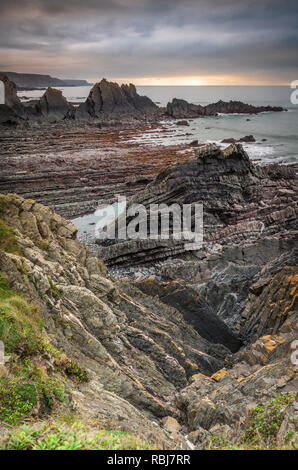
[18,85,298,165]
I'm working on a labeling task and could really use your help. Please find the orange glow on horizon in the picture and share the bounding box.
[88,75,289,86]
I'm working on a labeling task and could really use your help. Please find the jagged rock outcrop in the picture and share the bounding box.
[0,73,23,110]
[97,144,297,268]
[0,75,74,124]
[76,79,159,120]
[166,98,285,118]
[166,99,206,118]
[194,249,298,340]
[0,75,158,124]
[32,87,75,122]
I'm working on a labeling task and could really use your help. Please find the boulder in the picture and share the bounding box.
[176,120,189,126]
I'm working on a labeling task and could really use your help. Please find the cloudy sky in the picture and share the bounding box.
[0,0,297,85]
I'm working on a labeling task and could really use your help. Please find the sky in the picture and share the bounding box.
[0,0,297,85]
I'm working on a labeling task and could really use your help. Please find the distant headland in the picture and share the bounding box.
[2,71,93,90]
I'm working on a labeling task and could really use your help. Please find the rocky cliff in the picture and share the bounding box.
[0,192,296,449]
[0,192,241,448]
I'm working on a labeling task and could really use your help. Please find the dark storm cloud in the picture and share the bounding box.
[0,0,297,83]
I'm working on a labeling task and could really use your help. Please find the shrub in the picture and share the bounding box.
[0,379,37,424]
[1,424,155,450]
[242,393,296,448]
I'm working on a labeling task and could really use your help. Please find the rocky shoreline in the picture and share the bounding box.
[0,74,290,221]
[0,72,285,125]
[0,73,297,450]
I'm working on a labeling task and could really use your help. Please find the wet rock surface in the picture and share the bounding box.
[0,121,195,218]
[221,135,256,144]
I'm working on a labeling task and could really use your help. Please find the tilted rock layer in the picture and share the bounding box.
[97,144,297,268]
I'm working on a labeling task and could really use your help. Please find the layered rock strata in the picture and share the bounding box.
[0,122,195,218]
[97,144,297,268]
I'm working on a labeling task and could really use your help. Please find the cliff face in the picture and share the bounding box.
[2,72,91,89]
[0,192,237,447]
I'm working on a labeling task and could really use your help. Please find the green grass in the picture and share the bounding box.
[0,275,86,424]
[0,273,43,356]
[1,424,155,450]
[0,363,72,425]
[0,218,20,254]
